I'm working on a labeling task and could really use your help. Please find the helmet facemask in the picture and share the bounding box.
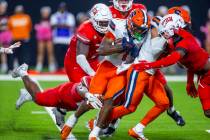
[90,3,112,34]
[113,0,133,12]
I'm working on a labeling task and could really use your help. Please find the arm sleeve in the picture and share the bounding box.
[149,51,182,68]
[76,54,95,76]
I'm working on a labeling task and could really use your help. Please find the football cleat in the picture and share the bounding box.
[167,110,186,126]
[12,63,28,78]
[16,88,32,110]
[102,118,120,137]
[128,128,148,140]
[103,127,115,137]
[61,125,72,140]
[52,108,66,128]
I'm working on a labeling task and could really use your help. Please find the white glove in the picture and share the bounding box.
[85,92,102,109]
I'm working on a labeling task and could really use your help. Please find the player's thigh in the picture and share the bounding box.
[35,86,60,107]
[58,83,78,110]
[104,74,126,100]
[89,61,117,94]
[146,78,169,106]
[124,69,150,108]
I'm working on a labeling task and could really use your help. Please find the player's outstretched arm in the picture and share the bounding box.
[133,50,185,71]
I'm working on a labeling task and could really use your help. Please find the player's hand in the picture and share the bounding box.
[85,93,102,109]
[0,42,21,54]
[133,60,151,72]
[186,83,198,98]
[9,41,21,49]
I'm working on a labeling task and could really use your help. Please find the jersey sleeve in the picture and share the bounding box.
[76,23,93,44]
[175,38,189,54]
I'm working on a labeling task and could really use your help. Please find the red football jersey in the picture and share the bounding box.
[65,20,104,66]
[175,29,209,73]
[109,3,147,19]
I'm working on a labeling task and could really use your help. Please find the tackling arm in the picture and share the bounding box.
[76,40,95,76]
[134,49,186,71]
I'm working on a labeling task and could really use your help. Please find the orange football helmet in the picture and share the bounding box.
[168,6,191,24]
[127,8,150,41]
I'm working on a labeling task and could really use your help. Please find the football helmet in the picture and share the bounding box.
[127,9,150,41]
[168,6,191,25]
[158,14,185,39]
[113,0,133,12]
[89,3,112,34]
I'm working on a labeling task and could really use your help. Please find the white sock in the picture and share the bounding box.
[135,123,145,133]
[66,114,78,127]
[91,126,101,137]
[168,106,175,114]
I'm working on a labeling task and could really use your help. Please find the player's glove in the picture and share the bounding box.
[85,92,102,109]
[122,37,134,51]
[186,83,198,98]
[133,60,151,71]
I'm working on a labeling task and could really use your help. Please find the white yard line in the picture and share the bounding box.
[31,111,47,114]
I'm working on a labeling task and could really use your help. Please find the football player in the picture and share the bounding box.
[134,14,210,118]
[110,1,185,126]
[110,0,146,19]
[64,3,112,82]
[11,63,100,115]
[54,3,112,127]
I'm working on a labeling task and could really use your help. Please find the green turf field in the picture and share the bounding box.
[0,81,209,140]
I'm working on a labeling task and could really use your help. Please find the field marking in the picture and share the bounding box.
[0,74,190,82]
[206,130,210,133]
[31,111,47,114]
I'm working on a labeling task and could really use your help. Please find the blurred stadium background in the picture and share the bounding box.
[0,0,210,140]
[0,0,209,73]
